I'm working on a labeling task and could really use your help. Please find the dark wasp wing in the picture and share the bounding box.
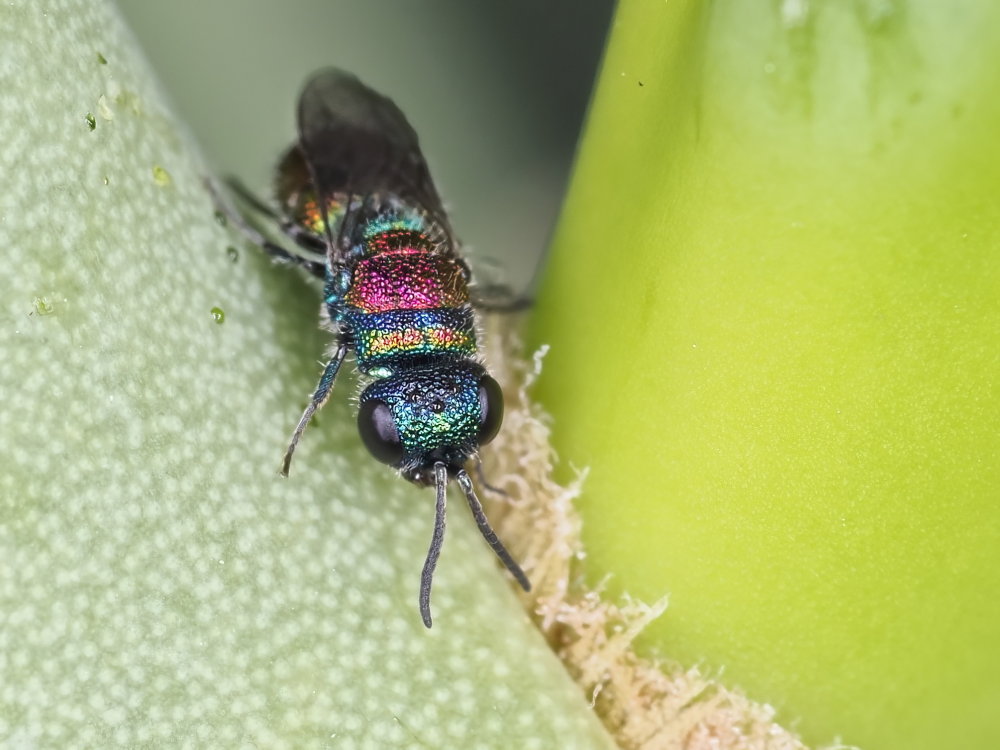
[296,67,453,255]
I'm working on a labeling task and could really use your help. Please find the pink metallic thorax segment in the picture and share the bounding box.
[345,249,469,313]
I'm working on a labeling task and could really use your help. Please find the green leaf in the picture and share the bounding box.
[531,1,1000,749]
[0,2,617,747]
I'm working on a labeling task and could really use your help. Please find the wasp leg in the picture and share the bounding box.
[473,457,509,497]
[470,283,533,313]
[225,177,327,254]
[204,177,326,278]
[281,343,349,476]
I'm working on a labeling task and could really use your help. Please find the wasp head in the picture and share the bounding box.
[357,361,503,484]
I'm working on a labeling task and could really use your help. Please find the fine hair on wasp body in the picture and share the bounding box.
[210,67,530,628]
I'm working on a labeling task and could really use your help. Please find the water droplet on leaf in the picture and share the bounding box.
[152,165,171,187]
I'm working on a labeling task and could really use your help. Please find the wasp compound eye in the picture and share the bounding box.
[477,375,504,446]
[358,400,404,465]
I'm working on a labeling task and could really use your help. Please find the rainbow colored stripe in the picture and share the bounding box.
[349,308,476,372]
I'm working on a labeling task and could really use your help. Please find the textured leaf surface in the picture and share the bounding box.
[0,2,618,748]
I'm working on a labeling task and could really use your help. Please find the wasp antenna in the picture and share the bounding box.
[455,470,531,593]
[419,462,450,628]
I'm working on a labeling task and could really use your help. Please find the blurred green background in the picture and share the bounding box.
[116,0,614,293]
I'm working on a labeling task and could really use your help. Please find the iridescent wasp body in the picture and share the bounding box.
[214,68,529,627]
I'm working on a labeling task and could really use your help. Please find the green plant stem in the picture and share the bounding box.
[532,2,1000,748]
